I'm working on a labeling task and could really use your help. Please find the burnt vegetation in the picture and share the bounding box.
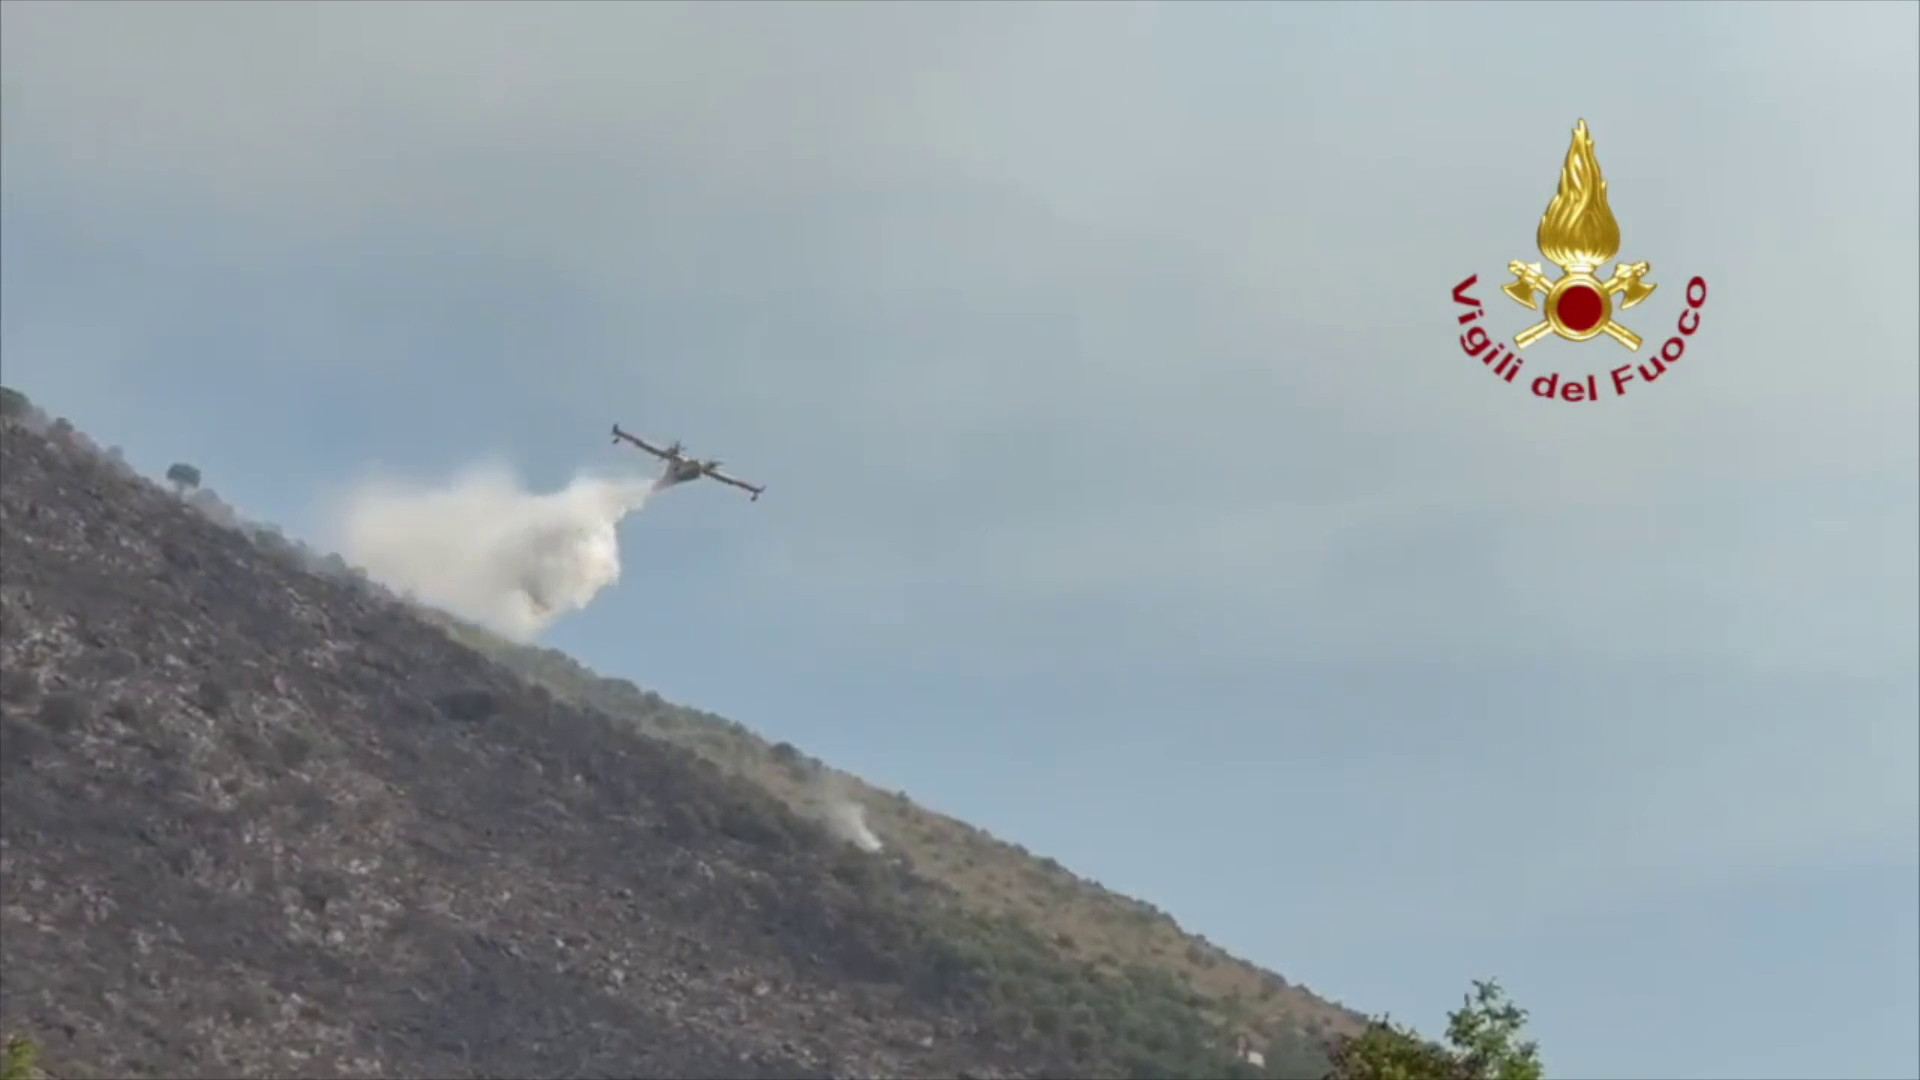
[0,387,1361,1079]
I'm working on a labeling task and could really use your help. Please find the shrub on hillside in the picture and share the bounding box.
[1325,979,1543,1080]
[0,386,30,420]
[1,1036,40,1080]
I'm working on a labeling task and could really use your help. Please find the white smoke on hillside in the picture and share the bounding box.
[825,797,884,853]
[796,768,883,853]
[329,462,655,641]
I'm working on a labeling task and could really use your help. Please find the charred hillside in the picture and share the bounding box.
[0,396,1344,1080]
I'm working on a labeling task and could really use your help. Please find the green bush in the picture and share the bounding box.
[1326,979,1543,1080]
[1,1036,40,1080]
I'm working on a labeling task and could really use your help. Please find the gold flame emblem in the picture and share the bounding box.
[1502,120,1656,351]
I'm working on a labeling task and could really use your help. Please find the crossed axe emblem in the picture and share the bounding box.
[1501,260,1657,350]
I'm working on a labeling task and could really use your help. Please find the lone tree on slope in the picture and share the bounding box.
[165,462,202,495]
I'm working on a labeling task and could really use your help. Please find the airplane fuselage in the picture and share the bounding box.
[659,458,709,487]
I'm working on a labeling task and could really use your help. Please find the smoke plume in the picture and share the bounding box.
[825,798,884,853]
[330,462,654,641]
[796,768,884,853]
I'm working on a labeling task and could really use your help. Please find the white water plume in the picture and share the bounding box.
[330,461,655,641]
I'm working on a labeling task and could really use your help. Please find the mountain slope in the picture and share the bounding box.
[434,625,1368,1067]
[0,394,1360,1079]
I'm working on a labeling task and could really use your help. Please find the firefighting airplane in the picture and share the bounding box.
[611,423,766,502]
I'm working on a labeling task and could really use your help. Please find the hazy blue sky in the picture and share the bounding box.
[4,3,1915,1077]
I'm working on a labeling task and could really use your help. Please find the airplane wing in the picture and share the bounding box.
[703,466,766,501]
[610,424,672,459]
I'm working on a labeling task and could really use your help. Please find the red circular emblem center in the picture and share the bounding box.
[1555,284,1605,334]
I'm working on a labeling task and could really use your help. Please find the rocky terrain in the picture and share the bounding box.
[435,600,1367,1071]
[0,394,1354,1079]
